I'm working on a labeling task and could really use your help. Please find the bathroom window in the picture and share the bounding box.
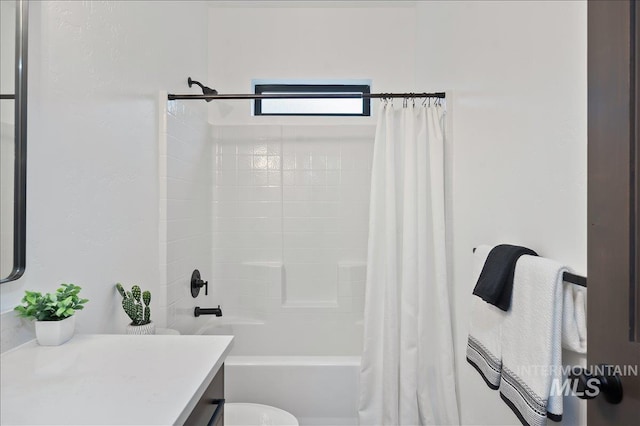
[253,80,371,116]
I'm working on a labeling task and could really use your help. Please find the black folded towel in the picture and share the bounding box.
[472,244,538,311]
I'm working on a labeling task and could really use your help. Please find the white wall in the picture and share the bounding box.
[414,1,587,425]
[0,1,208,338]
[207,1,417,125]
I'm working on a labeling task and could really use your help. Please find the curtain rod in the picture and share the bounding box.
[167,92,446,101]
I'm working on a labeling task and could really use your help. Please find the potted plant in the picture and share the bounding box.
[116,283,155,335]
[14,284,89,346]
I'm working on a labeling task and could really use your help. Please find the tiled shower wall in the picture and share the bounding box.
[160,97,212,333]
[211,125,373,352]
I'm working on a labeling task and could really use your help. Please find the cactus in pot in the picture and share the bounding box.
[116,283,155,335]
[143,290,151,324]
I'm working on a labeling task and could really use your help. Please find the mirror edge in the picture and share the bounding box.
[1,0,28,284]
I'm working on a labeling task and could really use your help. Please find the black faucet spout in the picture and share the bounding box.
[194,305,223,317]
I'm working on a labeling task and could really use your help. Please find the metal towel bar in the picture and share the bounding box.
[472,247,587,287]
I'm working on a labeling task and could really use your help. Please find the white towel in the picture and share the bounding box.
[467,245,504,389]
[561,284,587,354]
[499,255,567,426]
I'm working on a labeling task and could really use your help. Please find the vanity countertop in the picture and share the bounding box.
[0,334,233,425]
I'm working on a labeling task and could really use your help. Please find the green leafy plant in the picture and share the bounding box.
[116,283,151,326]
[14,284,88,321]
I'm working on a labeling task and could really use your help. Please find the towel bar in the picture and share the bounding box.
[472,248,587,288]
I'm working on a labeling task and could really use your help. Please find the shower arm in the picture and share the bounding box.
[187,77,218,102]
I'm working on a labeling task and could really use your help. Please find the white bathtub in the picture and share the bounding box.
[224,356,360,426]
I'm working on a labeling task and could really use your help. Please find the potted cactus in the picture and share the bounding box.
[116,283,155,335]
[14,284,88,346]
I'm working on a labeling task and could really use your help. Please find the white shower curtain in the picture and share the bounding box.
[359,102,459,426]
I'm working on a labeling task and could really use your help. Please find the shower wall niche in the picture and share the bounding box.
[209,125,374,355]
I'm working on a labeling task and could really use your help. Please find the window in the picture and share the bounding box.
[253,80,371,116]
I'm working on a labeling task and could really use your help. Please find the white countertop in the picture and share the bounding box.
[0,334,234,425]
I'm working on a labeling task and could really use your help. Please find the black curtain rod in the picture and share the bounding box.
[472,247,587,287]
[167,92,446,101]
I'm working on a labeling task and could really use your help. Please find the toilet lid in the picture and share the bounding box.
[224,403,299,426]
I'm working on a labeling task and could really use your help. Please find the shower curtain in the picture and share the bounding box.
[359,102,459,426]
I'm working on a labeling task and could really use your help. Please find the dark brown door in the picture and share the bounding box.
[588,1,640,425]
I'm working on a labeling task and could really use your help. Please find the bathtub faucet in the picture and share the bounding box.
[194,305,223,318]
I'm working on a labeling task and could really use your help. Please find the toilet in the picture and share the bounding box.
[152,332,295,426]
[224,403,298,426]
[153,329,296,426]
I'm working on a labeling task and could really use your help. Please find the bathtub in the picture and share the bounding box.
[224,356,360,426]
[195,317,362,425]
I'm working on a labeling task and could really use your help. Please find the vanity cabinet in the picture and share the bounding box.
[185,364,225,426]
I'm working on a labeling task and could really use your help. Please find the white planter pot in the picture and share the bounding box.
[35,315,76,346]
[126,321,156,335]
